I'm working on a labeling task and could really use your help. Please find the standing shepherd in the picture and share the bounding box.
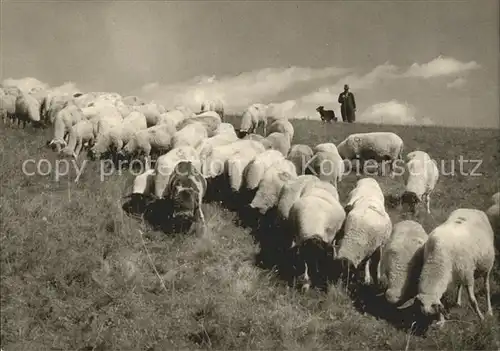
[338,84,356,123]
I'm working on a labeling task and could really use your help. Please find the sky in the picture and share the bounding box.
[1,0,498,128]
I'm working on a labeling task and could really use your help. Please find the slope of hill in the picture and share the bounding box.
[1,118,499,350]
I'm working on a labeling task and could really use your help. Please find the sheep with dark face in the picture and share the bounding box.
[316,106,337,123]
[165,161,208,232]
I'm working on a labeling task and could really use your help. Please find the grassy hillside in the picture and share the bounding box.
[1,117,499,351]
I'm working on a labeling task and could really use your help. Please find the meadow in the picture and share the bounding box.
[1,117,499,351]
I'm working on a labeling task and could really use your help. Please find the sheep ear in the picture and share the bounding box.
[396,297,416,310]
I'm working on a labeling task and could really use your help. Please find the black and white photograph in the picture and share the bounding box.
[0,0,499,350]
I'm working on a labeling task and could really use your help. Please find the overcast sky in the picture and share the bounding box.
[1,1,498,128]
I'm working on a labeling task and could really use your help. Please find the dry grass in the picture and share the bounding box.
[1,117,499,350]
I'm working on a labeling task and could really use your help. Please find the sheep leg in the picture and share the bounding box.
[364,259,372,285]
[301,261,311,292]
[425,193,431,214]
[456,284,462,306]
[485,270,493,316]
[465,282,484,320]
[74,138,83,158]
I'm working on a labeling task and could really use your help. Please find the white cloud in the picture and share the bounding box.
[136,66,351,113]
[403,56,480,79]
[301,62,398,105]
[358,100,434,125]
[446,77,467,89]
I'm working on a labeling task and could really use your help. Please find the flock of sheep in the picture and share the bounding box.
[1,81,499,331]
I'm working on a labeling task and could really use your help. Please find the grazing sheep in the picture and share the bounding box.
[239,103,268,136]
[288,190,346,291]
[176,110,221,137]
[0,87,19,124]
[200,98,225,121]
[122,95,146,106]
[378,220,428,305]
[48,104,85,152]
[287,144,315,176]
[336,132,404,177]
[85,106,124,158]
[485,192,499,239]
[249,159,297,214]
[40,92,78,125]
[60,119,96,159]
[165,161,208,231]
[89,111,147,160]
[227,147,265,193]
[171,122,208,149]
[267,119,294,141]
[305,143,344,188]
[130,102,167,127]
[122,168,156,214]
[336,177,392,285]
[14,90,42,127]
[264,132,292,157]
[276,175,320,221]
[397,209,495,323]
[157,110,188,130]
[197,123,238,161]
[243,149,285,191]
[154,146,200,198]
[401,150,440,215]
[118,123,176,168]
[300,179,340,204]
[174,105,196,119]
[202,139,266,178]
[316,106,337,123]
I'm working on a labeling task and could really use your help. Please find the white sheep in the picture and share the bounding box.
[154,146,201,198]
[276,175,320,221]
[14,90,41,127]
[171,122,208,149]
[122,169,156,214]
[249,159,297,214]
[40,91,78,125]
[263,132,292,157]
[336,177,392,285]
[89,111,147,159]
[48,104,85,152]
[287,144,314,176]
[196,123,238,161]
[304,143,344,188]
[226,147,265,192]
[0,87,19,124]
[129,102,166,127]
[485,192,499,239]
[60,119,96,159]
[86,106,124,157]
[176,111,221,137]
[397,209,495,323]
[239,103,268,136]
[300,179,340,204]
[174,105,196,119]
[202,139,266,178]
[288,189,346,291]
[156,110,187,130]
[378,220,428,305]
[401,150,440,214]
[118,123,176,169]
[242,149,285,191]
[200,98,225,121]
[266,119,294,141]
[122,95,146,106]
[336,132,404,177]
